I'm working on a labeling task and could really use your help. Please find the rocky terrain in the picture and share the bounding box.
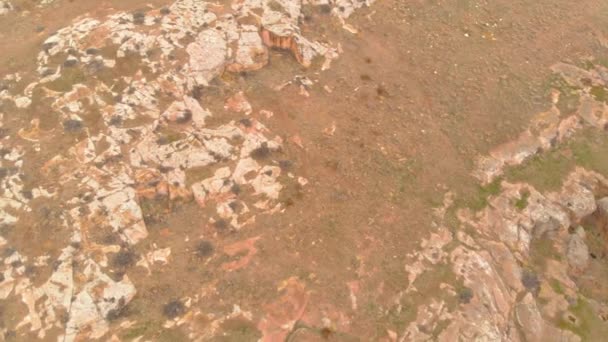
[0,0,608,341]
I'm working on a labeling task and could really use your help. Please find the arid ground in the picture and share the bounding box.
[1,0,608,341]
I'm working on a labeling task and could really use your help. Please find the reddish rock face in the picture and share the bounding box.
[261,27,303,64]
[224,91,252,115]
[221,236,260,271]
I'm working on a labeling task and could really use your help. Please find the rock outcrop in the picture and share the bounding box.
[474,62,608,184]
[402,167,608,341]
[0,0,373,340]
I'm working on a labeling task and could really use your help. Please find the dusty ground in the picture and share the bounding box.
[1,0,608,341]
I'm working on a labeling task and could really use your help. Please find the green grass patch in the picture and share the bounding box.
[594,56,608,69]
[45,68,86,92]
[550,278,565,295]
[460,177,502,211]
[543,74,581,116]
[556,297,608,340]
[267,0,285,12]
[412,262,463,312]
[570,132,608,175]
[505,149,574,192]
[514,189,530,210]
[590,85,608,103]
[529,236,562,269]
[216,318,262,341]
[505,129,608,192]
[156,128,186,145]
[545,74,579,95]
[121,321,157,340]
[185,166,215,187]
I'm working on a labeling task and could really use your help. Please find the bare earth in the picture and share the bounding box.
[1,0,608,341]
